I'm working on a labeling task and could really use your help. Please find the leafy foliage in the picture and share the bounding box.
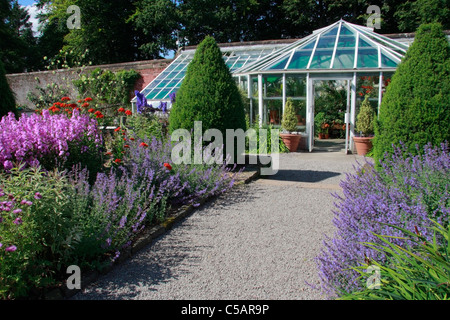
[281,98,298,133]
[0,60,17,119]
[316,142,450,298]
[373,23,450,163]
[339,220,450,300]
[169,35,246,148]
[355,96,376,136]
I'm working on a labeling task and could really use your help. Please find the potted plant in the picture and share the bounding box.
[353,95,376,156]
[280,98,301,152]
[315,112,329,139]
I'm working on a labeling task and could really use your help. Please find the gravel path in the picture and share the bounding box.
[72,141,363,300]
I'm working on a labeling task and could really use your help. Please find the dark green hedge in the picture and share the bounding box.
[373,23,450,163]
[0,60,17,119]
[169,36,246,143]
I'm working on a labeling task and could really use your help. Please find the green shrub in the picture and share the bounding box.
[0,165,76,299]
[339,220,450,300]
[125,114,165,142]
[169,36,247,154]
[281,98,298,133]
[0,60,17,119]
[355,96,376,136]
[373,23,450,163]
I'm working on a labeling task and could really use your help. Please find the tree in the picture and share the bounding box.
[395,0,450,32]
[169,36,246,152]
[0,0,39,73]
[373,23,450,163]
[0,60,17,119]
[131,0,179,59]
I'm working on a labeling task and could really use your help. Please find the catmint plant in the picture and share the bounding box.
[316,142,450,298]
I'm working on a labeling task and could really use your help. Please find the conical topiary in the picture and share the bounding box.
[355,96,375,137]
[281,98,298,133]
[373,22,450,163]
[0,60,17,119]
[169,36,246,143]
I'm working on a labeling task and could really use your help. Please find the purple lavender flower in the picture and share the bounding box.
[34,192,42,200]
[316,142,450,298]
[169,92,176,103]
[13,217,22,225]
[3,160,13,170]
[13,208,22,214]
[5,245,17,252]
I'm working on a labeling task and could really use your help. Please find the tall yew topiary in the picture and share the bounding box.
[373,23,450,163]
[0,60,17,119]
[169,35,246,142]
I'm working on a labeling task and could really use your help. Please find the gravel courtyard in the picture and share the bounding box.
[72,140,364,300]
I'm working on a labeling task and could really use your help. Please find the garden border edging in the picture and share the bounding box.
[43,166,261,300]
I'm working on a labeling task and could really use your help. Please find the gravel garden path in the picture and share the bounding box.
[72,140,363,300]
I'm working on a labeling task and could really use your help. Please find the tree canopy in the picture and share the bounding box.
[2,0,449,72]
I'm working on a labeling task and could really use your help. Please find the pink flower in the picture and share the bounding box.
[5,245,17,252]
[34,192,42,199]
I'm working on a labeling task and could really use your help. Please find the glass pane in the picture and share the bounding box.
[264,75,282,97]
[287,50,311,69]
[333,49,355,69]
[309,49,333,69]
[339,25,353,35]
[357,48,378,68]
[381,52,398,68]
[316,36,336,49]
[322,26,339,37]
[359,38,372,47]
[267,55,289,70]
[286,75,306,97]
[337,35,356,48]
[302,40,316,50]
[266,99,282,126]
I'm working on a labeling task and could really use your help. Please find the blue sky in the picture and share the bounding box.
[18,0,36,6]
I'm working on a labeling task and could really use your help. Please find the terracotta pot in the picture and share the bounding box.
[353,136,374,156]
[281,133,301,152]
[318,133,325,139]
[325,133,329,139]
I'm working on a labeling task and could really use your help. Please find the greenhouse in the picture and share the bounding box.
[133,20,410,153]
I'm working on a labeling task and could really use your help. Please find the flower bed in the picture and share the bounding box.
[0,102,240,299]
[316,142,450,298]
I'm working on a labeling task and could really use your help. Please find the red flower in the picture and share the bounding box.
[82,102,90,108]
[163,163,172,170]
[77,100,82,103]
[105,152,112,155]
[85,97,93,102]
[125,110,132,116]
[118,107,125,113]
[70,103,77,108]
[140,142,148,148]
[129,137,135,141]
[124,145,130,148]
[88,108,95,113]
[94,110,101,115]
[114,127,121,132]
[96,114,104,118]
[114,159,121,163]
[61,97,71,101]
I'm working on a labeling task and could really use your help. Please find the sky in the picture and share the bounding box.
[18,0,42,33]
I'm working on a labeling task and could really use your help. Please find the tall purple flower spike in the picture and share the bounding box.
[135,90,148,113]
[159,101,168,114]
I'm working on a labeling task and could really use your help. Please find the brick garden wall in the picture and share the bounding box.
[6,59,173,109]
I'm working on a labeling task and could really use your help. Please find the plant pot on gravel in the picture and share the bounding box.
[353,95,376,156]
[281,98,301,152]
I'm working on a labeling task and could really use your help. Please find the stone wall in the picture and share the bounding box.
[6,59,173,109]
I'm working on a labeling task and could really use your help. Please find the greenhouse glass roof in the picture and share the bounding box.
[133,44,286,103]
[234,20,409,74]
